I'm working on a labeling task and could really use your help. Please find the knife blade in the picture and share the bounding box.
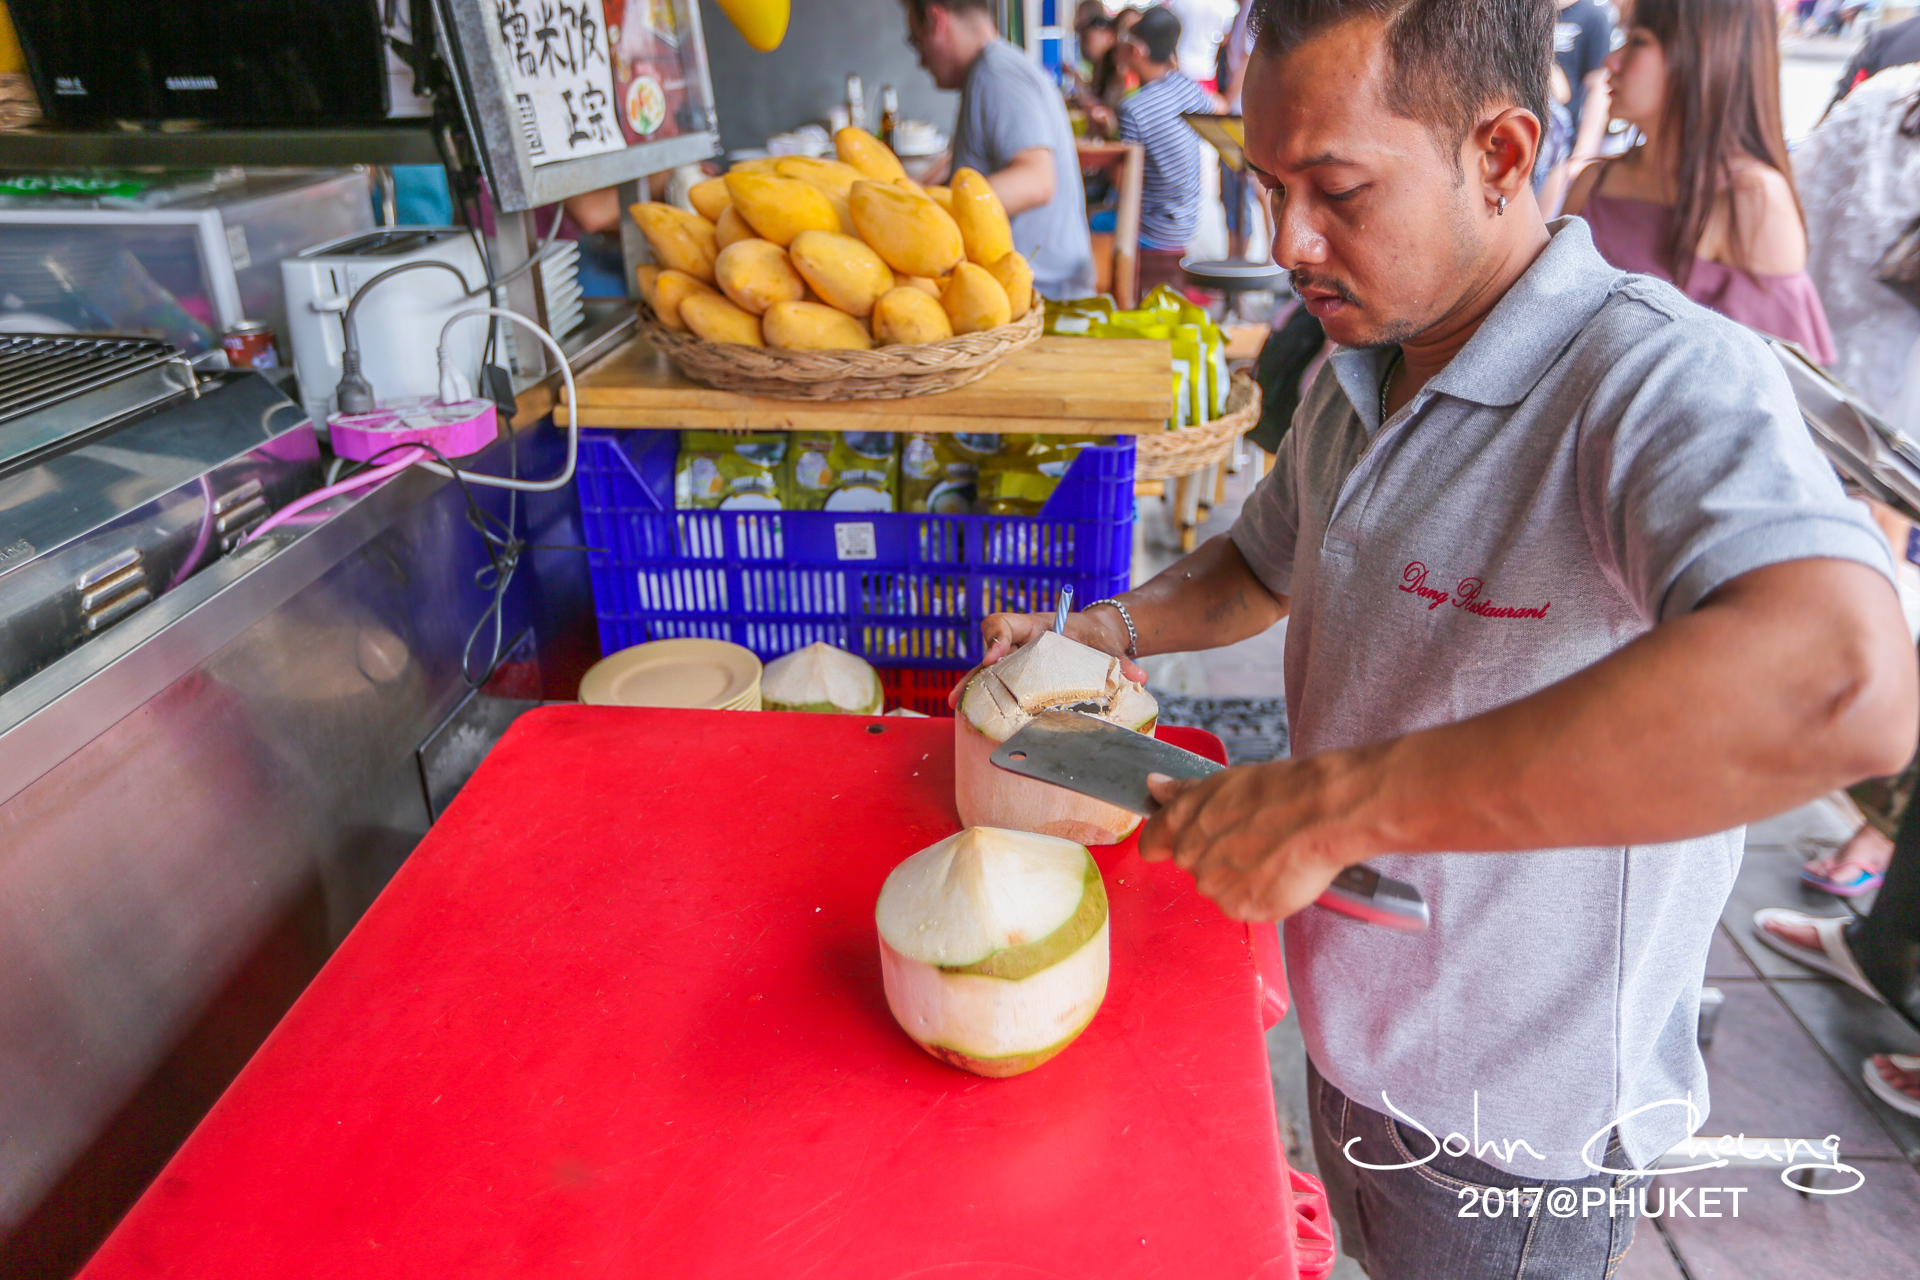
[990,710,1430,932]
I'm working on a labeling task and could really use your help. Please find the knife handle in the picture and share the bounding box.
[1314,864,1430,933]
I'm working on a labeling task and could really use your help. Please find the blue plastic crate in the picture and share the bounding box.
[576,429,1134,668]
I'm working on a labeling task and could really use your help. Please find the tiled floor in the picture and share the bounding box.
[1132,467,1920,1276]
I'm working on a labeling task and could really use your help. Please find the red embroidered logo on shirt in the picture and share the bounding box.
[1399,562,1551,619]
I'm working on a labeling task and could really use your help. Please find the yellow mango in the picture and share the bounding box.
[774,155,867,198]
[635,263,663,308]
[714,239,808,316]
[872,287,955,345]
[985,250,1034,318]
[715,204,757,249]
[724,172,840,247]
[941,262,1012,334]
[835,127,909,184]
[824,189,855,235]
[653,269,718,331]
[689,176,732,222]
[788,230,893,317]
[923,184,953,214]
[949,168,1013,266]
[679,292,765,346]
[848,181,965,278]
[763,301,873,351]
[893,270,942,299]
[630,202,719,282]
[730,156,783,174]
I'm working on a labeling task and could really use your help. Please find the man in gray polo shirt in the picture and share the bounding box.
[905,0,1095,298]
[969,0,1918,1275]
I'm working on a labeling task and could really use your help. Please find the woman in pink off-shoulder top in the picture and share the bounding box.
[1563,0,1836,364]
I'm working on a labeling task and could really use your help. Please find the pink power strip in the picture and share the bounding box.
[328,397,501,462]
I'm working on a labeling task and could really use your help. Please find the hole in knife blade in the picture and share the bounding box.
[1009,751,1027,761]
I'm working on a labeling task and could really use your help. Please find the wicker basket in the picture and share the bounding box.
[635,298,1044,401]
[1135,373,1262,481]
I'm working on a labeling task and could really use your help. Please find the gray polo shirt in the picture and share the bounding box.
[1230,219,1890,1179]
[951,40,1096,300]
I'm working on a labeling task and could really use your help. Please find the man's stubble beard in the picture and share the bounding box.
[1320,180,1486,352]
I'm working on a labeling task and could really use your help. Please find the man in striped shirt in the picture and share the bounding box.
[1119,7,1221,252]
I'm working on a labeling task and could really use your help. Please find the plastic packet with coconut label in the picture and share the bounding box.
[823,432,899,512]
[975,434,1107,516]
[782,431,839,511]
[900,432,1002,513]
[676,431,788,510]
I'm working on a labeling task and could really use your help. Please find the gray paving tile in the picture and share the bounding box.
[1705,925,1758,980]
[1613,1224,1687,1280]
[1745,800,1852,851]
[1649,1160,1920,1279]
[1695,981,1903,1158]
[1768,978,1920,1163]
[1201,664,1290,699]
[1723,841,1860,980]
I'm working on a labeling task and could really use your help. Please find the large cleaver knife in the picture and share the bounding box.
[990,710,1430,932]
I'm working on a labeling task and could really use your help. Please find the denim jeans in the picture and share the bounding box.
[1307,1059,1641,1279]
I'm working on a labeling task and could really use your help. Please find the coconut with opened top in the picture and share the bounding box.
[954,630,1159,845]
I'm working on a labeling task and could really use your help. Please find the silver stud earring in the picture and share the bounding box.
[1496,195,1508,216]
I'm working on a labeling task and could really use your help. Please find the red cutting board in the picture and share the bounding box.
[80,706,1300,1280]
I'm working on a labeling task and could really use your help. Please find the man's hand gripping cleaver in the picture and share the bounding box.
[990,710,1430,931]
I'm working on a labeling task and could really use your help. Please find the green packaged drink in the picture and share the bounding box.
[783,431,840,511]
[976,434,1105,516]
[676,431,787,510]
[900,432,1001,513]
[823,432,899,512]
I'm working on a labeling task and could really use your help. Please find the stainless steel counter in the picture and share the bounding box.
[0,404,598,1272]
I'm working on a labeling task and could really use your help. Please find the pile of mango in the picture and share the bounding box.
[629,128,1035,352]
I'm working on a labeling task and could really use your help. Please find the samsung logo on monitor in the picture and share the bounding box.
[165,76,219,91]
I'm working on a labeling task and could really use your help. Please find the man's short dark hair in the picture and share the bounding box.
[1133,7,1183,64]
[905,0,996,24]
[1250,0,1553,164]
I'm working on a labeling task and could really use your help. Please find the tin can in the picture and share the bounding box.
[222,321,279,370]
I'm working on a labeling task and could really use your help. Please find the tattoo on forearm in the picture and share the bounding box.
[1204,590,1244,627]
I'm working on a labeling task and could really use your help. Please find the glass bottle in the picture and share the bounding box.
[878,85,900,150]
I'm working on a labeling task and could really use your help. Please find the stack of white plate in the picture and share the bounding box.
[578,639,763,711]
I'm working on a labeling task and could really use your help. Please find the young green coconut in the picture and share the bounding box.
[762,641,883,714]
[954,630,1158,844]
[876,826,1109,1078]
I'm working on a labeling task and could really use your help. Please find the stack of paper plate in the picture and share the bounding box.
[579,639,763,711]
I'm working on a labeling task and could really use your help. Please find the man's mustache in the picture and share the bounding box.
[1290,270,1359,306]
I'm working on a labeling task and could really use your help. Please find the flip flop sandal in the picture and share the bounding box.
[1799,862,1888,898]
[1862,1054,1920,1119]
[1751,908,1887,1003]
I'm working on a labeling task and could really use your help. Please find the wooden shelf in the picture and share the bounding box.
[560,334,1174,435]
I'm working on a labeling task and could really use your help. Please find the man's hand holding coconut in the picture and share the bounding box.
[954,2,1920,1274]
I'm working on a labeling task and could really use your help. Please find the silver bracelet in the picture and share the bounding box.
[1086,597,1138,659]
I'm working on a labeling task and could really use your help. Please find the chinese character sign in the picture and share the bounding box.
[496,0,625,165]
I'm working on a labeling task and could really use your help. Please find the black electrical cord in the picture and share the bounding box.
[345,438,598,689]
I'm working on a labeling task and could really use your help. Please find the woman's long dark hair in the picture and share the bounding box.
[1633,0,1800,283]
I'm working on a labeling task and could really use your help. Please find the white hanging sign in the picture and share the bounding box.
[493,0,627,167]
